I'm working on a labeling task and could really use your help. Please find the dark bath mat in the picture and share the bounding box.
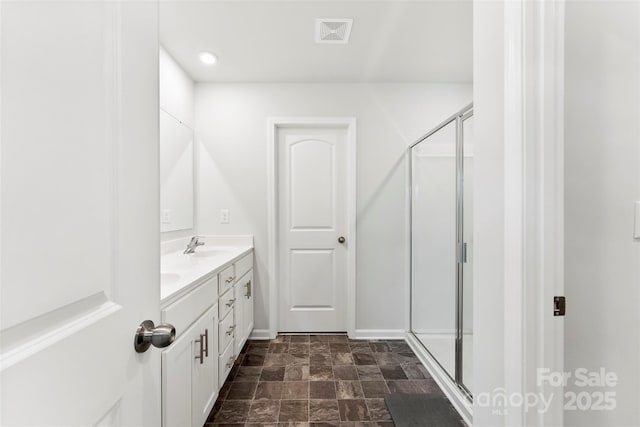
[384,393,465,427]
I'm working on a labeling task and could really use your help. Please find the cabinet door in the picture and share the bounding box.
[162,319,199,427]
[242,271,254,343]
[191,305,218,427]
[234,281,244,355]
[163,306,219,427]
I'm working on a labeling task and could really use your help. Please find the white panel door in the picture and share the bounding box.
[278,127,347,332]
[0,1,161,425]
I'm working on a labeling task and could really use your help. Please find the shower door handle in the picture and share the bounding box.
[457,242,467,263]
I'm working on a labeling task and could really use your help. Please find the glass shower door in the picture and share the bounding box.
[460,113,474,394]
[410,104,474,399]
[410,120,457,380]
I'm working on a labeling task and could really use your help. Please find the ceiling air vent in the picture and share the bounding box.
[315,18,353,44]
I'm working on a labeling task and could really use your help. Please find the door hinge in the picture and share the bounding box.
[554,296,566,316]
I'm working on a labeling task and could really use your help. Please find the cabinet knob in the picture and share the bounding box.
[338,236,345,244]
[226,298,236,307]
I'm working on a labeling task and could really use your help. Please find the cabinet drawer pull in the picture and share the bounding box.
[194,334,205,365]
[225,276,235,284]
[226,324,236,336]
[204,329,209,358]
[225,298,236,308]
[226,355,235,369]
[245,280,252,298]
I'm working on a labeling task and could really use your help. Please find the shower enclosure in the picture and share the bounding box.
[410,103,473,399]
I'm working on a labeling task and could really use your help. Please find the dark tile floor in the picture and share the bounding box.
[205,334,460,426]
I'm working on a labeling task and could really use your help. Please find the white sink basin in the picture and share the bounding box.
[160,235,253,302]
[161,272,181,285]
[190,249,232,258]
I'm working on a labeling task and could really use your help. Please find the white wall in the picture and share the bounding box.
[194,83,472,334]
[159,46,195,241]
[564,2,640,426]
[472,1,506,425]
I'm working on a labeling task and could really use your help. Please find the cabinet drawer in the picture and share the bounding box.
[218,264,235,295]
[235,252,253,281]
[218,287,236,321]
[218,305,235,353]
[218,340,235,389]
[162,276,218,337]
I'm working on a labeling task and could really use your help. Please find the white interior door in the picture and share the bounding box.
[278,126,348,332]
[0,2,161,425]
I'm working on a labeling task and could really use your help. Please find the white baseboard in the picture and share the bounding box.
[405,332,473,426]
[248,329,271,340]
[250,328,406,340]
[412,329,474,336]
[352,329,406,340]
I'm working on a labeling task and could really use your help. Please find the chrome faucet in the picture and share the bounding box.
[184,236,204,254]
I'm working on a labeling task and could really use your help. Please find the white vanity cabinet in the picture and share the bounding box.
[217,290,236,385]
[231,252,254,355]
[161,276,219,427]
[235,269,254,355]
[160,240,254,427]
[190,310,219,427]
[217,267,237,388]
[217,251,254,386]
[233,280,244,356]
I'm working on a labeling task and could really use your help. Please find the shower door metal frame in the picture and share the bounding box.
[409,103,473,401]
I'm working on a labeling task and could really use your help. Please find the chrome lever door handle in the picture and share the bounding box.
[134,320,176,353]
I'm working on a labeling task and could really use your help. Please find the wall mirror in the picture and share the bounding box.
[160,108,194,232]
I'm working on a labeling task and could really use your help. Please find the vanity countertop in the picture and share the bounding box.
[161,235,253,305]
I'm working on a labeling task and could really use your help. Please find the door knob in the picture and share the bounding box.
[134,320,176,353]
[338,236,346,244]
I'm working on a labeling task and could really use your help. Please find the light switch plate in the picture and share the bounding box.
[634,201,640,239]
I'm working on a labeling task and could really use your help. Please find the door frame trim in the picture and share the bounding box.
[266,117,357,339]
[502,1,565,425]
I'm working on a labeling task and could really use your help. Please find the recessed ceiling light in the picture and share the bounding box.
[199,51,217,65]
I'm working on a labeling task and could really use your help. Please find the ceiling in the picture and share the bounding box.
[159,0,473,83]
